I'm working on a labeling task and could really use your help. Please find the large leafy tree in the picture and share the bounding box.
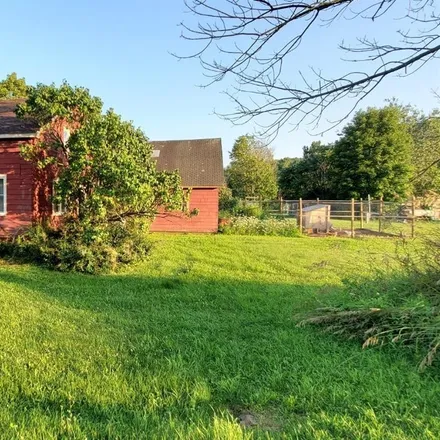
[226,135,278,200]
[18,82,185,224]
[408,110,440,196]
[332,105,413,200]
[279,142,334,200]
[0,72,27,100]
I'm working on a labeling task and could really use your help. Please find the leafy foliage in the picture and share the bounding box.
[19,81,186,225]
[331,105,413,200]
[16,81,102,126]
[226,135,278,200]
[219,186,240,214]
[220,216,299,236]
[15,81,187,272]
[0,72,27,100]
[278,142,334,199]
[409,109,440,196]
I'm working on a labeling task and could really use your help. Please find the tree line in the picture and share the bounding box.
[226,103,440,202]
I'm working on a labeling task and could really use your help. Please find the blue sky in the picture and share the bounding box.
[1,1,439,164]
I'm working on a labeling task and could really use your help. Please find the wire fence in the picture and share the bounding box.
[244,197,440,238]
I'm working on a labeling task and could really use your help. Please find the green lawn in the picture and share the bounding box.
[0,234,439,439]
[330,218,440,237]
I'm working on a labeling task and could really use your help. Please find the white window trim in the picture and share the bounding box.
[0,174,6,216]
[52,181,66,216]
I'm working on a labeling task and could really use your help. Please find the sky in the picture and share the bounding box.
[1,0,439,164]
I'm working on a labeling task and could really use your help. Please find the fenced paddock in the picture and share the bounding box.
[255,197,440,238]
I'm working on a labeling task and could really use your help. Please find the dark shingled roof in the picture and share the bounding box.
[151,138,224,187]
[0,99,38,137]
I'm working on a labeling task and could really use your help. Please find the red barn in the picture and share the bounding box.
[150,139,224,233]
[0,100,224,235]
[0,100,39,236]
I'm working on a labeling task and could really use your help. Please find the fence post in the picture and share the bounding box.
[367,194,371,224]
[351,198,355,238]
[379,196,383,233]
[299,198,303,234]
[360,198,364,229]
[411,195,416,238]
[325,205,330,233]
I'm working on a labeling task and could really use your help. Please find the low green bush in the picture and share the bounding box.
[220,216,300,237]
[218,187,270,219]
[0,219,151,274]
[219,187,240,213]
[236,204,264,218]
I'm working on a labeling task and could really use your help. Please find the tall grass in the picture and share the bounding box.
[299,234,440,369]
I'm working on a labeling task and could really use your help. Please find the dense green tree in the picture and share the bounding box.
[277,157,296,173]
[14,81,188,272]
[278,142,334,199]
[18,82,185,224]
[0,72,27,100]
[331,106,413,200]
[226,135,278,200]
[408,110,440,196]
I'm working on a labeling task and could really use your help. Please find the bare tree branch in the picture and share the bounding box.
[177,0,440,139]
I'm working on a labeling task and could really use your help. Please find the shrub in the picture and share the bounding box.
[220,216,300,237]
[298,235,440,370]
[219,187,268,218]
[219,187,240,213]
[0,220,151,274]
[236,204,265,218]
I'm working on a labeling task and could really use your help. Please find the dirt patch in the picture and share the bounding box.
[231,407,282,431]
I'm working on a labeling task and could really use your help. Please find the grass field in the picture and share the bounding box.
[330,218,440,237]
[1,234,440,439]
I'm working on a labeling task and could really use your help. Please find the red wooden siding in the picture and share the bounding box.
[0,142,220,235]
[0,140,33,235]
[150,188,219,233]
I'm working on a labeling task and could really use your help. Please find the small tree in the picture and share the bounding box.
[0,73,27,100]
[226,135,278,200]
[18,82,185,224]
[331,106,413,200]
[15,82,186,272]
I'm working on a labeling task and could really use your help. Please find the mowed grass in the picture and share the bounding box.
[330,218,440,237]
[0,234,439,439]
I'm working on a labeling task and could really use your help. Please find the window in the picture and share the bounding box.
[52,181,66,216]
[62,128,70,145]
[0,175,6,215]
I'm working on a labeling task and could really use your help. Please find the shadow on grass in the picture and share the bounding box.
[0,266,440,438]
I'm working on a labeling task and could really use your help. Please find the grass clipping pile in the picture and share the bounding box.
[299,236,440,370]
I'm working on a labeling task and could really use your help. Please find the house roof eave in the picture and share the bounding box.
[0,133,37,139]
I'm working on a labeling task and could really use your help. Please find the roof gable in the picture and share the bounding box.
[151,138,224,187]
[0,99,38,137]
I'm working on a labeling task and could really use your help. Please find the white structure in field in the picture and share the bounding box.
[301,204,331,232]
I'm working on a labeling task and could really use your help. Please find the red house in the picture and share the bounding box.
[150,139,224,233]
[0,100,224,235]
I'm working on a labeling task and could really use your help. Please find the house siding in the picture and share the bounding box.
[0,140,33,235]
[150,188,219,233]
[0,143,220,235]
